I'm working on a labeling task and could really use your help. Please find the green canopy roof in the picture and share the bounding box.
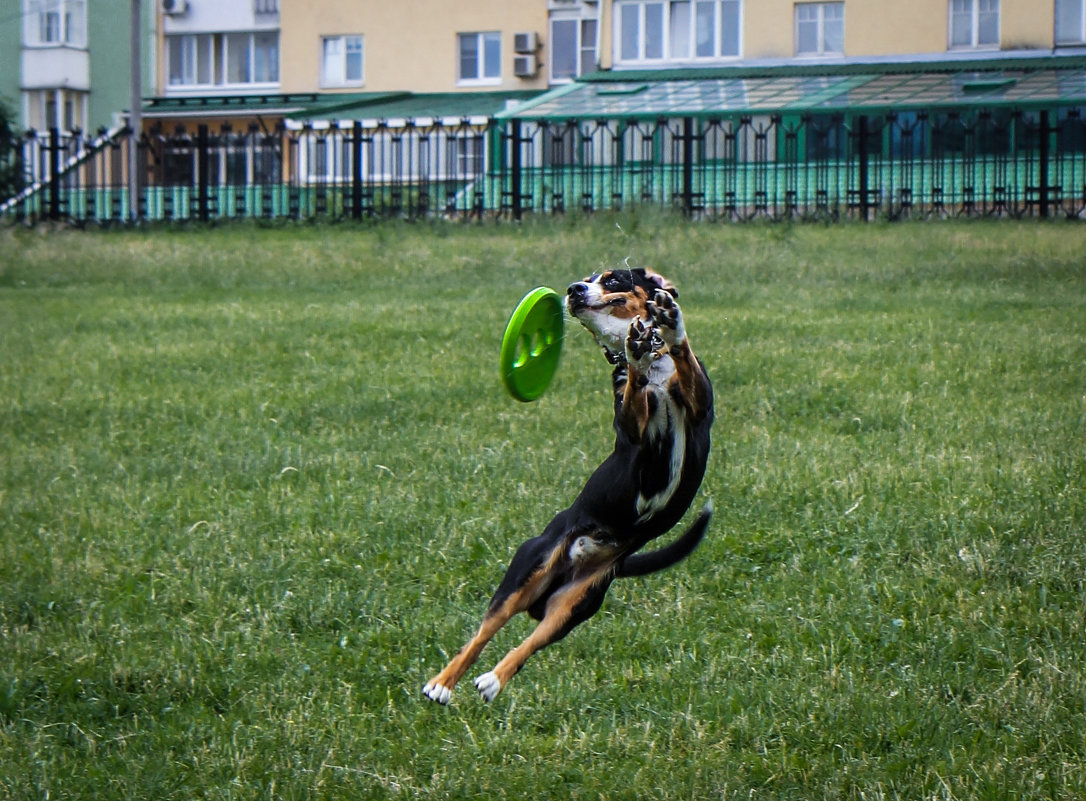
[143,90,544,123]
[288,90,543,122]
[500,56,1086,120]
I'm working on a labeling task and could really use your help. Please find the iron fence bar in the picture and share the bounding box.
[49,128,61,221]
[511,119,522,221]
[1039,109,1051,218]
[197,125,210,223]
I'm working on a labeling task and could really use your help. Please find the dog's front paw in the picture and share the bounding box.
[422,682,453,705]
[626,317,666,372]
[646,289,686,348]
[474,671,503,703]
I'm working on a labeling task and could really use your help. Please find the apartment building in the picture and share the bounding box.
[143,1,1086,128]
[7,0,1086,222]
[1,0,156,133]
[146,0,588,131]
[6,0,1086,135]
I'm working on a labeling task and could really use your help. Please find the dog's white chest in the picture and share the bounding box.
[635,394,687,523]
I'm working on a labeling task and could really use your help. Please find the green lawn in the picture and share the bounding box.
[1,217,1084,799]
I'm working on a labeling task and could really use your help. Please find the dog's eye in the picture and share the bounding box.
[603,276,623,291]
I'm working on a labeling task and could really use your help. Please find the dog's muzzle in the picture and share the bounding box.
[566,282,591,312]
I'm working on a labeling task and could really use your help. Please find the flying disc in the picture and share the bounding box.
[500,287,564,402]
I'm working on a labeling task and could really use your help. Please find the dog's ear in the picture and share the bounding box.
[645,269,679,299]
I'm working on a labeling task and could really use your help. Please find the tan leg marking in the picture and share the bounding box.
[475,564,614,702]
[423,542,567,704]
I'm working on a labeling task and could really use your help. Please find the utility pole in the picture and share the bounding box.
[129,0,142,222]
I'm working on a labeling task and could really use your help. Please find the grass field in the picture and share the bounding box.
[1,216,1084,799]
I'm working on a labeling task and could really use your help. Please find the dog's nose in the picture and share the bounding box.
[567,282,589,299]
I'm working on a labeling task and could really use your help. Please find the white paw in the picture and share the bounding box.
[422,682,452,705]
[474,671,502,703]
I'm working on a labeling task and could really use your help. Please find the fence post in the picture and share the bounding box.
[1038,110,1050,218]
[352,120,363,220]
[682,117,694,217]
[857,115,870,221]
[510,118,523,221]
[49,127,61,221]
[198,124,210,223]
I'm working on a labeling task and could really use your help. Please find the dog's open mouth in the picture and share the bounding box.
[568,297,626,314]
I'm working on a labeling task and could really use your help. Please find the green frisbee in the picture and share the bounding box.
[500,287,564,402]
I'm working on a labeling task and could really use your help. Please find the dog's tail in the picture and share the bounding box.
[615,502,712,578]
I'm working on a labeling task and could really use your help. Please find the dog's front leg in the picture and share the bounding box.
[616,316,666,441]
[646,289,712,421]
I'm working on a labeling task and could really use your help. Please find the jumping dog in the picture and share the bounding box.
[422,267,714,704]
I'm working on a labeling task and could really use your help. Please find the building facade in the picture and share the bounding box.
[7,0,1086,222]
[2,0,156,133]
[141,0,1086,131]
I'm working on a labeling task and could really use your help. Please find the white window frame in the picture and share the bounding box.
[549,12,599,84]
[23,88,88,133]
[1055,0,1086,45]
[948,0,1000,50]
[23,0,86,48]
[321,35,365,88]
[794,2,844,56]
[614,0,741,66]
[458,32,502,85]
[166,32,280,92]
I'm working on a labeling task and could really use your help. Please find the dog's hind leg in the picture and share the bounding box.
[473,568,612,702]
[422,539,568,705]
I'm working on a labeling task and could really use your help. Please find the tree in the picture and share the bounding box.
[0,97,24,203]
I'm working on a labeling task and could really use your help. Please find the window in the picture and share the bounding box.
[795,3,843,56]
[446,133,484,179]
[550,17,598,83]
[1056,0,1086,44]
[24,88,86,132]
[459,32,501,84]
[166,32,280,90]
[949,0,999,48]
[23,0,85,47]
[321,35,364,87]
[615,1,740,64]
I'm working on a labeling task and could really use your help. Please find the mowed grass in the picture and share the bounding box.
[1,216,1084,800]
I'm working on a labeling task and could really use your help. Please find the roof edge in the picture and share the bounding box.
[580,53,1086,83]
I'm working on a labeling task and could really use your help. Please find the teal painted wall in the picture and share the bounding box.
[0,0,22,118]
[87,0,157,131]
[0,0,156,132]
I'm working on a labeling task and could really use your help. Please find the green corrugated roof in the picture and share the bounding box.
[289,90,544,121]
[143,90,545,121]
[143,93,329,114]
[577,54,1086,83]
[500,56,1086,120]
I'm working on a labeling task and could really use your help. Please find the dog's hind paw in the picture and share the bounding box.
[422,682,452,705]
[474,671,503,703]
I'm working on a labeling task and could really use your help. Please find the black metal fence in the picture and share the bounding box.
[4,107,1086,225]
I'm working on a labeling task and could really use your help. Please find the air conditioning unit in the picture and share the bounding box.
[514,54,538,78]
[513,32,539,54]
[162,0,188,15]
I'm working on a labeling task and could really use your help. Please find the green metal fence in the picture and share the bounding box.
[4,106,1086,225]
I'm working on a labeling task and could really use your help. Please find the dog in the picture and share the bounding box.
[422,267,714,704]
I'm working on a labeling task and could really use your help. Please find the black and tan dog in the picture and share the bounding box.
[422,267,713,704]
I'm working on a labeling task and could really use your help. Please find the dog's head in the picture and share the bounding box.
[566,267,677,355]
